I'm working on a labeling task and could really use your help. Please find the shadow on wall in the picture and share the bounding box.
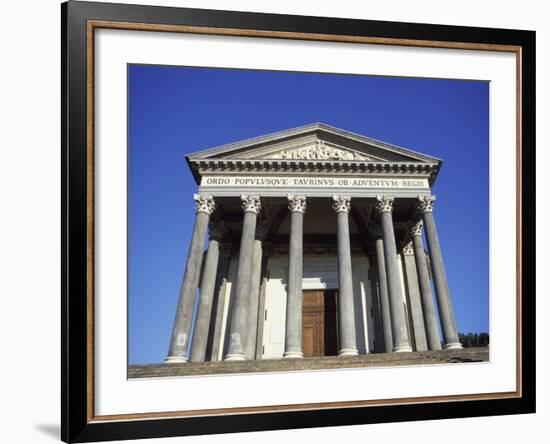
[34,424,59,440]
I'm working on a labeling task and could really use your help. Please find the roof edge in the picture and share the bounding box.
[185,123,442,164]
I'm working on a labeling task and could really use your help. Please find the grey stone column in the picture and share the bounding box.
[367,252,385,353]
[284,195,307,358]
[332,195,358,356]
[369,223,393,353]
[401,241,428,351]
[166,194,215,363]
[244,221,269,360]
[255,244,271,359]
[190,222,228,362]
[408,221,442,350]
[224,195,261,361]
[207,244,233,361]
[416,196,462,350]
[375,196,412,352]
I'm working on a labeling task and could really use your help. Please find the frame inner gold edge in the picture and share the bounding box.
[90,391,520,423]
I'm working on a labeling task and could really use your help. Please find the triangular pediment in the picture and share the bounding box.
[186,123,441,164]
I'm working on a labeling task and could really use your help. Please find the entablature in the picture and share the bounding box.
[190,159,439,189]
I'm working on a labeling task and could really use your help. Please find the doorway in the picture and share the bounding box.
[301,289,338,357]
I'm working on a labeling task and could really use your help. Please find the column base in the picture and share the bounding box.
[165,356,188,364]
[338,347,359,357]
[444,342,463,350]
[224,353,247,361]
[283,351,304,359]
[393,344,413,353]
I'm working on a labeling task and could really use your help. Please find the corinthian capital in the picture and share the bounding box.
[375,196,394,214]
[416,195,435,214]
[193,194,216,215]
[401,240,414,255]
[332,195,351,214]
[287,195,307,214]
[241,194,261,214]
[407,220,423,238]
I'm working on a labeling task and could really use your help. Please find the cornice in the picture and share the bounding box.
[189,158,440,186]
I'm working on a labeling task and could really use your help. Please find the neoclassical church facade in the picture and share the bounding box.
[166,123,462,364]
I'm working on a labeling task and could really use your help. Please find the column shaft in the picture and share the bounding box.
[207,245,232,361]
[284,196,306,358]
[374,237,393,352]
[420,200,461,349]
[244,236,264,359]
[166,194,215,363]
[224,195,261,361]
[190,238,221,361]
[411,229,442,350]
[367,256,384,353]
[376,197,412,352]
[402,246,428,351]
[333,196,358,356]
[254,251,270,359]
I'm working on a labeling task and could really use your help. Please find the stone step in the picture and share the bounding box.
[129,347,488,378]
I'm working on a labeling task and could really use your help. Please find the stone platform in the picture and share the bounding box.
[129,347,488,378]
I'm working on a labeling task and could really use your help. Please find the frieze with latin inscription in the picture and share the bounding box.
[201,175,429,190]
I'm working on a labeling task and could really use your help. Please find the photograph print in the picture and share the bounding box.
[127,64,489,378]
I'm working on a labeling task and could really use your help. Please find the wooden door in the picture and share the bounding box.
[302,290,338,357]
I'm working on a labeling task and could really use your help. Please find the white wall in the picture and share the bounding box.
[0,1,547,443]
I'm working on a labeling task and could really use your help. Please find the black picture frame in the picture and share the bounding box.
[61,1,536,442]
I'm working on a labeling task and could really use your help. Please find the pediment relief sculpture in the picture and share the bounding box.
[264,141,370,161]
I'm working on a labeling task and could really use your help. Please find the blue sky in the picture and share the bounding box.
[128,64,489,365]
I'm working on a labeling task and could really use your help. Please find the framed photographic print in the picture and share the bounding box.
[61,1,535,442]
